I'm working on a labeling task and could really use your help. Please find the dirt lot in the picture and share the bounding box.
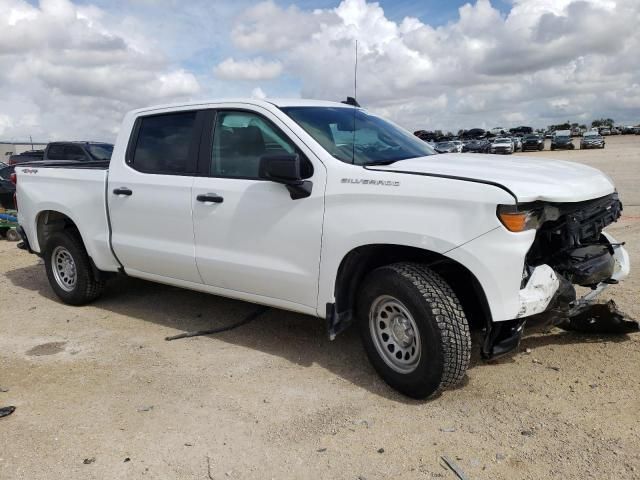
[1,135,638,480]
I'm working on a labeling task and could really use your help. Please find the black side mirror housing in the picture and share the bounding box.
[258,154,312,200]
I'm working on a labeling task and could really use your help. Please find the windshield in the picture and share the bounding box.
[87,144,113,161]
[280,106,435,165]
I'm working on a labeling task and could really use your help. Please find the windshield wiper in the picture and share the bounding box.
[361,159,400,166]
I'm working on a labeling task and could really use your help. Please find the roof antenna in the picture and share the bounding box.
[342,40,360,108]
[348,40,359,164]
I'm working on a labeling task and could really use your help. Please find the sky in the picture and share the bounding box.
[0,0,638,142]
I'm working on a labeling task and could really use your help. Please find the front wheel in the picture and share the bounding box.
[43,230,105,305]
[357,263,471,399]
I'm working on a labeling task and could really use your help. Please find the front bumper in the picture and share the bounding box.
[481,235,630,358]
[516,265,560,318]
[516,233,630,318]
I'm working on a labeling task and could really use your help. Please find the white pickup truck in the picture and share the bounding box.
[15,99,630,398]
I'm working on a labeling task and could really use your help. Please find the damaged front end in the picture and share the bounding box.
[483,193,632,358]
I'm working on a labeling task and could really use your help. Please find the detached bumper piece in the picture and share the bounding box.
[559,300,639,334]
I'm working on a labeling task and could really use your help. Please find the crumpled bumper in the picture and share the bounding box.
[516,265,560,318]
[515,233,630,319]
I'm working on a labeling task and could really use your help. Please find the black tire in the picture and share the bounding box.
[5,229,20,241]
[357,263,471,399]
[43,230,105,305]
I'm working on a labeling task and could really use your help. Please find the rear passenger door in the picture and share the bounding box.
[108,110,204,283]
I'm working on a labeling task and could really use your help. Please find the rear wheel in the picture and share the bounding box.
[357,263,471,399]
[43,230,105,305]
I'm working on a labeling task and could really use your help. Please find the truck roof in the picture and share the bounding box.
[128,98,354,116]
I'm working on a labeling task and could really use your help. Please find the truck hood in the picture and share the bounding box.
[369,154,615,203]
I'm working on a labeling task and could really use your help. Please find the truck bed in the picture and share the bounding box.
[16,164,120,271]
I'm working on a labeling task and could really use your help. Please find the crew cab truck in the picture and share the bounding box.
[15,99,630,398]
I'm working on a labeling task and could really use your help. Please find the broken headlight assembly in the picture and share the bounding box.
[497,204,544,232]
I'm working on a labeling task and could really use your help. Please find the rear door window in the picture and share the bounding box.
[130,112,198,174]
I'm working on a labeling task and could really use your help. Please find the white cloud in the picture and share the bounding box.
[251,87,267,99]
[215,57,283,81]
[230,0,640,131]
[0,0,638,140]
[0,0,200,141]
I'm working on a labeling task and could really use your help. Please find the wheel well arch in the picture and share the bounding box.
[332,244,492,331]
[36,210,82,252]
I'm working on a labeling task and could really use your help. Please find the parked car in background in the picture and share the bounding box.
[551,131,575,150]
[434,141,459,154]
[0,162,16,209]
[461,128,486,139]
[599,127,611,136]
[451,140,463,152]
[490,137,514,154]
[11,141,114,166]
[462,139,490,153]
[8,149,44,165]
[512,136,522,152]
[610,127,620,135]
[544,131,554,138]
[489,126,506,135]
[44,142,114,162]
[580,131,605,149]
[521,134,544,151]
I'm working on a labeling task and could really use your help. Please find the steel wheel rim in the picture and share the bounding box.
[51,246,77,292]
[369,295,421,374]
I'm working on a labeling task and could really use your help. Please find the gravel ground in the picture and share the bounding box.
[0,135,638,480]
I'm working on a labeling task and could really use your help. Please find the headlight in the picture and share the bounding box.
[497,205,543,232]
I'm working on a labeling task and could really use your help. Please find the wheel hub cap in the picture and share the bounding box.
[369,295,421,374]
[51,246,77,292]
[390,316,414,347]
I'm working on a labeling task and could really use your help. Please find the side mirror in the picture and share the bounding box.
[259,154,302,184]
[258,154,312,200]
